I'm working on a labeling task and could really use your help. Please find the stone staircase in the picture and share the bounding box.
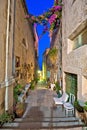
[2,116,84,129]
[1,88,85,130]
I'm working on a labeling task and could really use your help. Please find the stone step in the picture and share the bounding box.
[0,128,85,130]
[14,117,79,123]
[3,120,84,129]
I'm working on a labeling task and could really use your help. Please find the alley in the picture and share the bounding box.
[0,0,87,130]
[2,83,84,130]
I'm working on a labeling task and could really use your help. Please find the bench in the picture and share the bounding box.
[18,83,31,102]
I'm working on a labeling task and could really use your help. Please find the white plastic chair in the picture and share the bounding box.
[64,93,75,116]
[50,83,55,90]
[53,92,69,106]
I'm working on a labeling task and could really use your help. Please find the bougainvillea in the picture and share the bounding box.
[26,0,62,39]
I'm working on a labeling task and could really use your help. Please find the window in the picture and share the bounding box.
[72,28,87,50]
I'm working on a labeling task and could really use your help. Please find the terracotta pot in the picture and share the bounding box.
[84,110,87,124]
[15,103,25,118]
[16,109,24,118]
[76,110,86,122]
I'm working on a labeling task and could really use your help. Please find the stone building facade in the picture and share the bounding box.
[48,27,62,85]
[62,0,87,100]
[0,0,36,114]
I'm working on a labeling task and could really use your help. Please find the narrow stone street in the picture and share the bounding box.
[2,83,84,130]
[0,0,87,130]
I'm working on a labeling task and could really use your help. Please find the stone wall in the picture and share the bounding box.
[0,0,7,82]
[0,0,35,114]
[62,0,87,100]
[14,0,35,85]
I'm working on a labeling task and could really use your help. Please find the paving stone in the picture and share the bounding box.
[2,84,84,130]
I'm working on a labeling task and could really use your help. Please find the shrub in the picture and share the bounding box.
[84,105,87,112]
[74,100,84,112]
[48,48,58,64]
[55,82,61,93]
[30,80,35,90]
[84,101,87,105]
[0,112,14,127]
[14,84,22,103]
[84,102,87,112]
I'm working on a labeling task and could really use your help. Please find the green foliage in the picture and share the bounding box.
[85,101,87,105]
[30,80,35,90]
[0,112,13,126]
[34,77,39,83]
[48,48,58,57]
[74,100,84,112]
[84,102,87,111]
[55,82,61,93]
[14,84,22,103]
[48,48,58,64]
[16,102,24,110]
[84,105,87,112]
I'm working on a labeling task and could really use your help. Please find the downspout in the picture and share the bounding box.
[12,0,16,76]
[5,0,11,111]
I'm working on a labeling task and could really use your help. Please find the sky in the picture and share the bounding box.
[25,0,54,70]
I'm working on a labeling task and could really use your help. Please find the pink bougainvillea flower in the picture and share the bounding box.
[48,14,57,24]
[25,0,62,38]
[53,5,62,11]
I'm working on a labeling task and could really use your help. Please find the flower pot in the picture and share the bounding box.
[15,103,24,118]
[76,110,86,122]
[84,110,87,124]
[16,109,24,118]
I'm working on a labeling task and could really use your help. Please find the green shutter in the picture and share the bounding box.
[65,73,77,99]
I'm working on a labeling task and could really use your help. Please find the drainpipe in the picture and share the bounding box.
[5,0,11,111]
[12,0,16,76]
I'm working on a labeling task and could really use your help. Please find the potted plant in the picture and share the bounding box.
[55,82,62,97]
[15,102,25,118]
[74,100,85,121]
[30,80,35,90]
[0,112,13,128]
[14,84,22,103]
[84,102,87,124]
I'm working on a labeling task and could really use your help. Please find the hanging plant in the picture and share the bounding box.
[48,48,58,64]
[25,0,62,39]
